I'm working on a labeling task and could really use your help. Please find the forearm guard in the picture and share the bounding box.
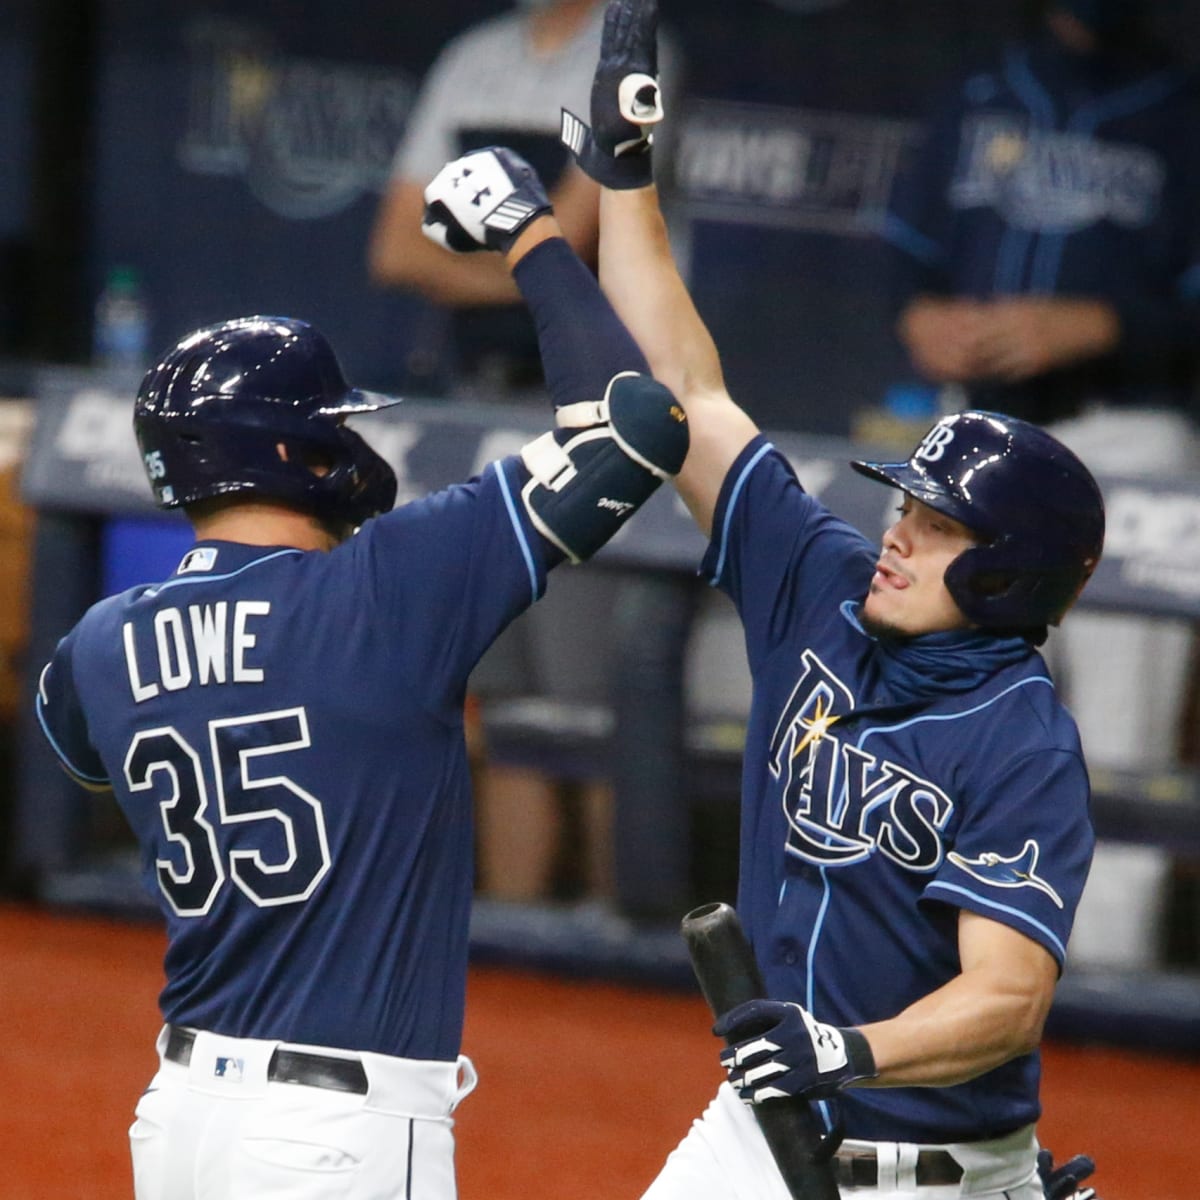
[520,372,687,562]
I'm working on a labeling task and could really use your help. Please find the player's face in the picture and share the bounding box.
[861,495,978,638]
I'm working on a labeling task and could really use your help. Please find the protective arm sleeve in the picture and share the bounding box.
[509,232,686,562]
[421,145,686,562]
[511,236,650,405]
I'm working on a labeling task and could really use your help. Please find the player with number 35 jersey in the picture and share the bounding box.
[36,160,687,1200]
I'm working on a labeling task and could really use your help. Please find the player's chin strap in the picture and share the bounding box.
[520,371,688,563]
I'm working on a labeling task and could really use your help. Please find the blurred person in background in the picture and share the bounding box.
[369,0,607,400]
[34,166,687,1197]
[371,0,612,910]
[370,0,684,913]
[883,0,1200,972]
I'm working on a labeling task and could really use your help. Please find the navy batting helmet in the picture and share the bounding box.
[134,316,400,527]
[851,410,1104,639]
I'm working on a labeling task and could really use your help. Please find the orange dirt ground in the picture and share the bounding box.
[0,903,1196,1199]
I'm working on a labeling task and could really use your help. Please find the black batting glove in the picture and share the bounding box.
[560,0,663,189]
[422,147,552,255]
[714,999,877,1104]
[1037,1149,1098,1200]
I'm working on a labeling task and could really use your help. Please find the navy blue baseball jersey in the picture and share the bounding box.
[37,457,548,1061]
[885,34,1200,423]
[704,437,1094,1143]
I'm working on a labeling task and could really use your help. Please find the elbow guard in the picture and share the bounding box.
[520,372,688,563]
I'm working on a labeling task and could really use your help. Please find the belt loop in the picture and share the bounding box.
[452,1055,478,1111]
[876,1142,899,1192]
[896,1143,920,1192]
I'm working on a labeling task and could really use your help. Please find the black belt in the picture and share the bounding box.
[164,1025,369,1096]
[834,1148,964,1190]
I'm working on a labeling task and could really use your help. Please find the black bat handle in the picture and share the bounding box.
[681,902,842,1200]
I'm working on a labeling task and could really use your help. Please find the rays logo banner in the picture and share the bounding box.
[951,114,1163,234]
[179,19,416,220]
[768,650,953,870]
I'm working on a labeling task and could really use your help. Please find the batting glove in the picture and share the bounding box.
[713,999,877,1104]
[422,147,552,255]
[1037,1150,1098,1200]
[560,0,663,189]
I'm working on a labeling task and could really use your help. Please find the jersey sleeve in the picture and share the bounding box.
[922,748,1094,968]
[881,75,972,303]
[702,436,876,672]
[35,630,111,791]
[353,454,553,705]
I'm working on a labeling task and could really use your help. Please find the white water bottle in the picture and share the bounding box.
[93,266,151,371]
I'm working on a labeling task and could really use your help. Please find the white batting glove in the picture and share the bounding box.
[422,147,552,254]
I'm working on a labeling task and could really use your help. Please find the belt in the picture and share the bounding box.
[834,1148,964,1190]
[164,1025,369,1096]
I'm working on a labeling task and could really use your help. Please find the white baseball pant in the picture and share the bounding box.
[129,1025,477,1200]
[639,1083,1043,1200]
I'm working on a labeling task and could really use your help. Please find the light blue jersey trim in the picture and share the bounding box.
[711,442,774,585]
[853,676,1065,961]
[857,674,1054,746]
[798,675,1059,1006]
[807,869,834,1013]
[35,694,110,786]
[493,460,541,603]
[995,48,1057,294]
[146,548,304,596]
[925,880,1067,961]
[879,213,944,265]
[810,873,840,1138]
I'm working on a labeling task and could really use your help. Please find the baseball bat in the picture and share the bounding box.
[681,901,841,1200]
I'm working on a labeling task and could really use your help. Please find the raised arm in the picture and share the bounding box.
[421,146,688,564]
[598,187,757,533]
[561,0,758,534]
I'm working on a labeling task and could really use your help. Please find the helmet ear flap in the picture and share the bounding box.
[944,536,1095,639]
[314,425,398,527]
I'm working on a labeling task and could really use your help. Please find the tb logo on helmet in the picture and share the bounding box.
[914,422,956,464]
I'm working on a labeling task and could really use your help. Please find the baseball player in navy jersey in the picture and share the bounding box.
[35,163,687,1198]
[883,0,1200,967]
[885,0,1200,430]
[428,1,1106,1197]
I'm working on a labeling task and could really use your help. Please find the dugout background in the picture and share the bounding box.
[1,0,1196,430]
[2,3,1200,1195]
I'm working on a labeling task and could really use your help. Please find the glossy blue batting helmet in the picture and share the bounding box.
[134,316,400,527]
[851,410,1104,639]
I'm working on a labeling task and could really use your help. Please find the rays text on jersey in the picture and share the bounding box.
[769,648,954,871]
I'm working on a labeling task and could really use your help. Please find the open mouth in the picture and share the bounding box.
[873,559,911,591]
